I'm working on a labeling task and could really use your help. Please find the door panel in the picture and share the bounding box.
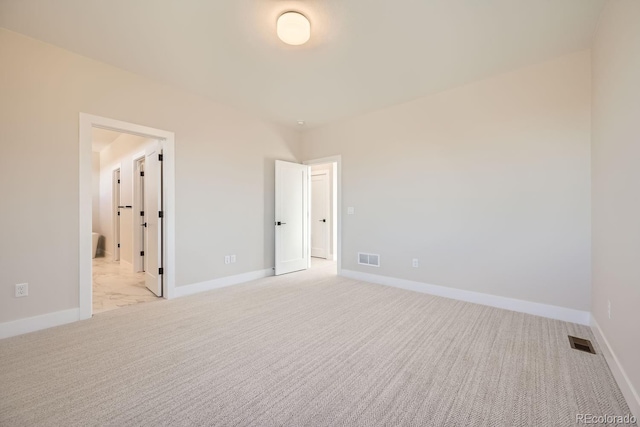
[140,161,145,273]
[144,143,163,296]
[275,160,308,275]
[113,169,121,261]
[311,173,329,259]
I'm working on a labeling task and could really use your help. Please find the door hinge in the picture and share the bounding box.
[140,251,144,256]
[140,211,144,216]
[117,243,120,248]
[140,171,144,177]
[159,268,163,275]
[159,211,163,218]
[158,154,163,161]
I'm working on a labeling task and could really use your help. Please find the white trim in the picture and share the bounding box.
[0,309,80,340]
[80,113,177,321]
[306,165,312,269]
[303,155,342,274]
[331,163,337,261]
[591,317,640,419]
[341,269,591,325]
[132,153,145,273]
[132,151,145,161]
[173,269,275,298]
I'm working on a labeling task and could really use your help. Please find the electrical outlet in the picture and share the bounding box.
[412,259,419,268]
[15,283,28,298]
[608,300,611,319]
[230,255,236,263]
[224,255,230,265]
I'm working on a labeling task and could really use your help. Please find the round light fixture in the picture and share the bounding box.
[277,12,310,45]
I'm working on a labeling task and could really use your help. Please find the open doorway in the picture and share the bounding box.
[273,156,341,277]
[309,162,337,272]
[91,128,163,313]
[80,113,176,320]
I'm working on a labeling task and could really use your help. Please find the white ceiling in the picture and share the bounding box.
[92,128,122,152]
[0,0,605,128]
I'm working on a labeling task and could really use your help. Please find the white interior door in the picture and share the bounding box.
[137,159,145,273]
[144,143,163,296]
[311,172,330,259]
[113,169,121,261]
[275,160,309,275]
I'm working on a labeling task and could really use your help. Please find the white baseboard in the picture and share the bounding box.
[0,268,274,339]
[591,317,640,419]
[0,308,80,340]
[341,269,591,325]
[173,268,275,298]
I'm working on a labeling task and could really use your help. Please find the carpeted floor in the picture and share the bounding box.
[0,262,634,426]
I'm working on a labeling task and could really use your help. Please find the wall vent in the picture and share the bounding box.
[568,336,596,354]
[358,252,380,267]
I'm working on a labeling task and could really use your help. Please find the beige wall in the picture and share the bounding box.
[0,29,301,323]
[303,51,592,311]
[98,134,155,264]
[591,0,640,408]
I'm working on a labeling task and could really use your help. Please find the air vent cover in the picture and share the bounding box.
[358,252,380,267]
[568,335,596,354]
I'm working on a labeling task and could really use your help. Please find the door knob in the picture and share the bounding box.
[276,221,287,226]
[320,219,326,222]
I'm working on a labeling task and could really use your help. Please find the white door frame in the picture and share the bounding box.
[79,113,176,320]
[112,165,121,261]
[132,152,145,273]
[303,155,342,274]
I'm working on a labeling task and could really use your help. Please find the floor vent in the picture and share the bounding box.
[568,336,596,354]
[358,252,380,267]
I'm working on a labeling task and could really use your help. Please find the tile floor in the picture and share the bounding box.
[92,256,159,314]
[310,257,337,272]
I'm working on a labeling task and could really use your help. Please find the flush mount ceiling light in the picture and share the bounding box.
[277,12,311,45]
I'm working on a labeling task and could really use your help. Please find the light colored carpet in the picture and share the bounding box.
[0,262,634,426]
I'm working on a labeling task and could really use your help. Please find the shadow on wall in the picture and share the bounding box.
[264,157,276,269]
